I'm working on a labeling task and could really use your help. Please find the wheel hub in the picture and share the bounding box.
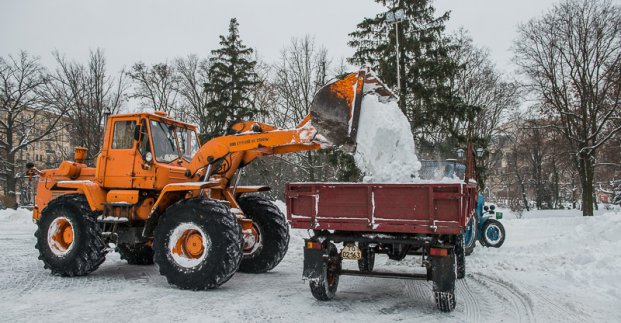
[242,224,262,255]
[48,217,75,256]
[169,223,210,268]
[487,226,500,241]
[184,232,204,257]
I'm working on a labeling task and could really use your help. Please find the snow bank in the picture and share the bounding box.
[0,208,33,225]
[354,94,421,183]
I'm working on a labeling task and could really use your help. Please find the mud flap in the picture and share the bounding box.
[431,250,456,293]
[303,240,325,281]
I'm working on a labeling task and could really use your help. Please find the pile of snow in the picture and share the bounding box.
[0,208,33,225]
[354,94,421,183]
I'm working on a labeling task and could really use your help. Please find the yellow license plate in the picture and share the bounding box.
[341,244,362,260]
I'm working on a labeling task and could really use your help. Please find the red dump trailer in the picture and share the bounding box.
[286,181,477,312]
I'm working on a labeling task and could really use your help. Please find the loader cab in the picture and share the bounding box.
[96,112,200,190]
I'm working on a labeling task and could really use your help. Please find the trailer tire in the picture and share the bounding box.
[464,215,477,256]
[237,196,289,273]
[310,243,340,301]
[481,219,505,248]
[431,249,456,312]
[35,194,107,277]
[153,198,243,290]
[455,234,466,279]
[357,242,375,272]
[117,243,154,265]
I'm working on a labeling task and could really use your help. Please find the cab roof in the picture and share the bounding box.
[108,112,198,130]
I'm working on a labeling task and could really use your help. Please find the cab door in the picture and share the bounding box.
[131,118,156,189]
[103,118,139,188]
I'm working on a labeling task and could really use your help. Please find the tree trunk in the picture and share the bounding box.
[578,154,595,216]
[4,152,18,209]
[307,151,315,182]
[519,181,530,212]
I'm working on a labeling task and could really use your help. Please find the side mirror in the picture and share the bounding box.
[134,125,142,141]
[490,205,496,211]
[483,205,489,212]
[145,152,153,163]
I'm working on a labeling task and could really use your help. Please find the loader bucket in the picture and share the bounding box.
[309,67,396,151]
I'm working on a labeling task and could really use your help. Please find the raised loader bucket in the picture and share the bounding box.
[309,67,396,151]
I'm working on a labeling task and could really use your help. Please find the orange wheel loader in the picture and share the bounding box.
[30,67,394,290]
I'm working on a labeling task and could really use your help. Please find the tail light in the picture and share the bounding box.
[429,247,449,257]
[306,241,322,250]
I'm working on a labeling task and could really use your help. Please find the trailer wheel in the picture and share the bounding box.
[35,194,107,277]
[431,249,456,312]
[481,219,506,248]
[153,198,243,290]
[464,215,477,255]
[237,196,290,273]
[455,234,466,279]
[357,242,375,272]
[310,243,340,301]
[117,243,154,265]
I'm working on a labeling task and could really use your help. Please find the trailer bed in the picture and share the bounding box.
[286,182,477,235]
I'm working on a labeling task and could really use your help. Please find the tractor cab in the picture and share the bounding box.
[96,112,200,190]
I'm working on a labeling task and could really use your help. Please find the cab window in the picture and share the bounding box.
[177,128,200,160]
[112,120,136,149]
[138,119,151,157]
[150,120,179,163]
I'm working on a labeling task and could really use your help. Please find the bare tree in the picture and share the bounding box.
[274,35,330,185]
[0,51,64,207]
[127,62,180,117]
[175,55,212,136]
[272,36,331,182]
[449,31,519,145]
[440,31,520,188]
[240,36,336,199]
[46,49,126,162]
[515,0,621,216]
[505,113,531,212]
[273,36,329,128]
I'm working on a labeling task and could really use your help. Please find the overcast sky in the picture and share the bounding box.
[2,0,619,76]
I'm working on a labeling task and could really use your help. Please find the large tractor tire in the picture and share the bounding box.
[153,198,243,290]
[310,243,341,301]
[117,243,154,265]
[455,234,466,279]
[431,248,457,312]
[237,196,289,273]
[481,219,506,248]
[357,242,375,272]
[35,194,107,277]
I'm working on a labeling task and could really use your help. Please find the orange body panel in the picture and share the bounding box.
[106,190,139,204]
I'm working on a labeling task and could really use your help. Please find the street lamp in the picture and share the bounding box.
[456,148,465,159]
[383,8,406,95]
[476,147,485,158]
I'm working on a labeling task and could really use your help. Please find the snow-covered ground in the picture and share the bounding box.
[0,206,619,322]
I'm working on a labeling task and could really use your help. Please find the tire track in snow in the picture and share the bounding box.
[456,278,483,323]
[469,273,535,323]
[526,285,586,322]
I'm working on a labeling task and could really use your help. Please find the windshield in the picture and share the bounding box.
[419,161,466,180]
[150,120,179,163]
[177,128,200,160]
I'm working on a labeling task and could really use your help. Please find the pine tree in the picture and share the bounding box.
[204,18,260,140]
[348,0,466,157]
